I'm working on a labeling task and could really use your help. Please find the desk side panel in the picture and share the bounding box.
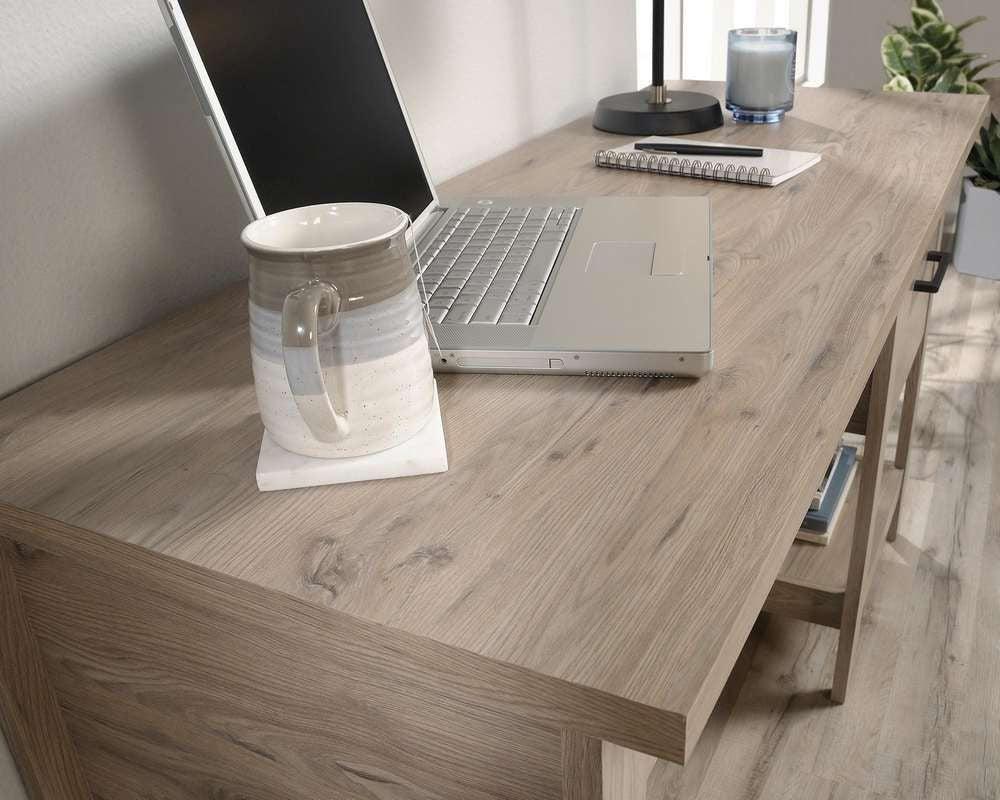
[3,533,565,800]
[0,504,688,766]
[0,542,91,800]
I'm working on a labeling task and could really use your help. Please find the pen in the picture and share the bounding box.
[635,142,764,157]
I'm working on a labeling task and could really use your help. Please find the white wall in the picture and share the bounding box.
[0,2,249,397]
[826,0,1000,90]
[0,0,636,398]
[367,0,635,182]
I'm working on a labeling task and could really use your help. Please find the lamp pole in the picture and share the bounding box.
[591,0,722,135]
[650,0,669,104]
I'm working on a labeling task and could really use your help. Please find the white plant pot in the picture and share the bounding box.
[955,178,1000,280]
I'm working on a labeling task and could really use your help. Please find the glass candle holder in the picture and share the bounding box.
[726,28,797,123]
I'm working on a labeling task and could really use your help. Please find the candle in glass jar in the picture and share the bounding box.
[726,28,797,123]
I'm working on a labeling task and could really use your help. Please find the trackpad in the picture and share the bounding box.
[586,241,655,275]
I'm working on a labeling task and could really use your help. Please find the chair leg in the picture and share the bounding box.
[832,324,895,704]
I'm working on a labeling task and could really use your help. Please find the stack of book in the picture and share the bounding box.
[797,444,858,545]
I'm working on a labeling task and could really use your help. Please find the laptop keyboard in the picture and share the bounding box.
[418,205,577,325]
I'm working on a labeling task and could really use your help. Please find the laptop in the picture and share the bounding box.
[158,0,713,377]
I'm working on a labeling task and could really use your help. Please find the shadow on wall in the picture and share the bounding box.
[0,45,247,396]
[366,0,619,184]
[113,48,250,273]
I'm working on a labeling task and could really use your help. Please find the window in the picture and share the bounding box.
[636,0,829,87]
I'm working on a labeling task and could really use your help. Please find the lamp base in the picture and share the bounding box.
[593,89,724,136]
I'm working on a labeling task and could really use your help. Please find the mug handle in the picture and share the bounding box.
[281,280,350,442]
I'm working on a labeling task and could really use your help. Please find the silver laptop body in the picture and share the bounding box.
[158,0,713,377]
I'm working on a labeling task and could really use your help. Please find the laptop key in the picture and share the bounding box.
[488,278,517,293]
[423,206,576,328]
[443,303,477,324]
[470,304,504,324]
[499,304,535,324]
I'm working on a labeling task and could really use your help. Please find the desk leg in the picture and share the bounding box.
[888,313,929,542]
[562,730,602,800]
[0,542,90,800]
[831,324,896,704]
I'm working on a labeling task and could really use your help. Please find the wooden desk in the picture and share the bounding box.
[0,84,986,800]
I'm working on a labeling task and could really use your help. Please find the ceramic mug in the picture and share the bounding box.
[242,203,435,459]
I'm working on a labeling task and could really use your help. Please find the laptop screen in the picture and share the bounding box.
[177,0,436,221]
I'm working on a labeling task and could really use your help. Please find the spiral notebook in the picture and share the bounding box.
[594,136,821,187]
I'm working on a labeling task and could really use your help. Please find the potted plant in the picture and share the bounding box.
[880,1,999,281]
[880,0,995,94]
[955,115,1000,279]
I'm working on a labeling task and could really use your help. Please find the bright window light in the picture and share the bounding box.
[636,0,828,87]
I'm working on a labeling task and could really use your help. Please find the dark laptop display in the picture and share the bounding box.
[177,0,434,220]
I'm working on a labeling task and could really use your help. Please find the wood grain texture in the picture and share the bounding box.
[587,270,1000,799]
[0,543,90,800]
[561,731,602,800]
[603,617,764,800]
[763,577,843,628]
[887,330,927,544]
[831,324,896,704]
[893,340,925,475]
[768,460,904,604]
[734,271,999,799]
[3,519,571,800]
[886,228,939,413]
[0,84,987,764]
[0,499,673,765]
[768,214,939,642]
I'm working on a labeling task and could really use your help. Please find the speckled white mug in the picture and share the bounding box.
[242,204,435,459]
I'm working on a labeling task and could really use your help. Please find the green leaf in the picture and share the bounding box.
[967,59,1000,80]
[919,21,957,52]
[904,42,943,77]
[944,52,981,68]
[965,82,988,94]
[982,125,997,164]
[972,142,994,175]
[989,124,1000,174]
[939,43,963,60]
[911,7,939,28]
[881,33,912,75]
[883,74,915,92]
[955,15,987,33]
[913,0,943,20]
[976,128,1000,177]
[972,177,1000,192]
[931,66,961,92]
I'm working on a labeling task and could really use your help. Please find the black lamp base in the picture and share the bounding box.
[593,89,724,136]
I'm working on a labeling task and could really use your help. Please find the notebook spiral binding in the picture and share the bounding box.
[594,150,772,186]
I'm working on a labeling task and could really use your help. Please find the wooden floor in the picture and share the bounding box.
[641,270,1000,800]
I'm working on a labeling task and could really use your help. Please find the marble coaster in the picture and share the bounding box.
[256,383,447,491]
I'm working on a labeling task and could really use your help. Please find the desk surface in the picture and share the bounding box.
[0,83,986,761]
